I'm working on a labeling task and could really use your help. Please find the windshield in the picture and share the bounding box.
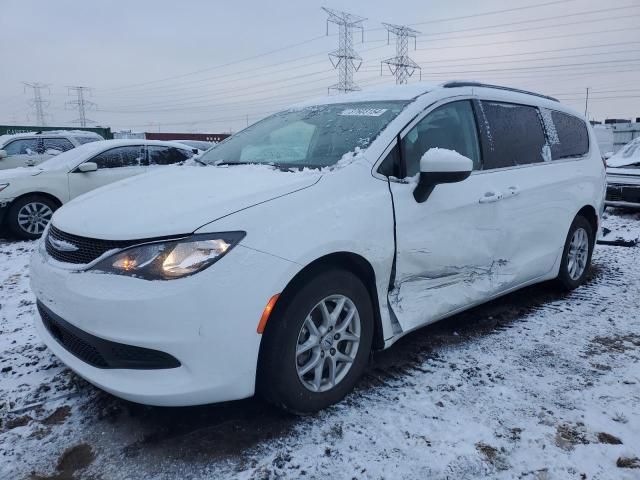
[199,101,409,168]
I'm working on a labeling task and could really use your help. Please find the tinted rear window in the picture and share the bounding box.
[476,101,548,169]
[541,110,589,160]
[75,136,101,145]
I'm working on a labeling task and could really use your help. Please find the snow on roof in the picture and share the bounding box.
[607,137,640,168]
[0,130,103,145]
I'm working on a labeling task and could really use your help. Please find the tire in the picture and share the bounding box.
[258,268,374,414]
[7,195,58,240]
[556,215,594,290]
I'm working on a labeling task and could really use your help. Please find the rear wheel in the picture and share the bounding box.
[7,195,57,240]
[258,269,373,414]
[556,215,594,290]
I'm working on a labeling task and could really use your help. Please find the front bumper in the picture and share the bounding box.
[31,242,298,406]
[0,200,10,228]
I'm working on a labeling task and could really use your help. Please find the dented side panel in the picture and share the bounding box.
[388,173,513,332]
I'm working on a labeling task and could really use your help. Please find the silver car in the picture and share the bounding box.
[0,130,103,169]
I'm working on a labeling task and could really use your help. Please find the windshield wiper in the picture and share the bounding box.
[213,161,255,166]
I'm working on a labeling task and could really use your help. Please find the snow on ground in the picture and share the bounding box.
[1,210,640,479]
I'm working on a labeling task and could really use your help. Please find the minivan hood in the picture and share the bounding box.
[52,165,321,240]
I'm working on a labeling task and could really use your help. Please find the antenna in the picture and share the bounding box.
[381,23,421,84]
[322,7,366,93]
[66,86,97,127]
[23,82,51,126]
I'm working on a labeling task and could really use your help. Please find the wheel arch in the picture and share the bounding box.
[576,204,598,236]
[261,251,386,352]
[3,191,63,231]
[9,191,63,210]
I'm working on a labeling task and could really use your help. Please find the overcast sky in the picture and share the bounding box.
[1,0,638,133]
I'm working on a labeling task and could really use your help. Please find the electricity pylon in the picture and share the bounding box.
[322,7,366,93]
[23,82,51,126]
[381,23,421,84]
[66,86,97,127]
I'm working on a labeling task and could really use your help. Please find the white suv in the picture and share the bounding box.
[0,130,104,169]
[30,82,606,413]
[0,139,199,239]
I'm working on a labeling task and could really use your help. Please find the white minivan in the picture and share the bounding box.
[31,82,606,413]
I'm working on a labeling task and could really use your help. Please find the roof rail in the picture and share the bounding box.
[442,81,559,103]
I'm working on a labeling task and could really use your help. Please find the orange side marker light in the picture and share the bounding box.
[257,294,280,334]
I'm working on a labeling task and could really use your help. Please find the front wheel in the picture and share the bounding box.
[7,195,57,240]
[556,215,594,290]
[258,269,373,414]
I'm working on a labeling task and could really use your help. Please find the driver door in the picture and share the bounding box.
[68,145,147,199]
[387,100,510,332]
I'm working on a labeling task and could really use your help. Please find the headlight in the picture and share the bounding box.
[90,232,245,280]
[0,183,9,193]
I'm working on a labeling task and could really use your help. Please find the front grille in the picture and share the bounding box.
[607,187,624,202]
[45,225,138,265]
[38,302,180,370]
[39,303,108,367]
[607,184,640,204]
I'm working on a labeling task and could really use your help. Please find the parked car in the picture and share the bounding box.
[0,139,200,239]
[0,130,104,170]
[31,81,605,413]
[605,137,640,208]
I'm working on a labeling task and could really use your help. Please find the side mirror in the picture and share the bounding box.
[0,150,6,159]
[45,148,62,156]
[413,148,473,203]
[77,162,98,173]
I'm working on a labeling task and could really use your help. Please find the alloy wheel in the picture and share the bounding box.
[295,294,361,393]
[17,202,53,235]
[567,227,589,280]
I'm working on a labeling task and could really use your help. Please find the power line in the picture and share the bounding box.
[406,0,577,28]
[415,3,640,40]
[22,82,50,126]
[381,23,421,84]
[91,4,635,100]
[416,11,640,44]
[99,0,577,96]
[98,34,329,93]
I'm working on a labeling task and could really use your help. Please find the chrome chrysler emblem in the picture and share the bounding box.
[48,236,79,252]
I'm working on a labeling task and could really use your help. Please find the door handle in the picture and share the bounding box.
[479,191,503,204]
[506,186,520,197]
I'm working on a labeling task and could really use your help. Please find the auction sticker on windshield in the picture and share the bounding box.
[339,108,388,117]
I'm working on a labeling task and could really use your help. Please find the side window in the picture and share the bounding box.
[540,109,589,160]
[377,143,400,177]
[147,146,191,166]
[90,146,145,169]
[477,101,547,168]
[3,138,39,155]
[43,138,75,152]
[401,101,481,177]
[74,136,101,145]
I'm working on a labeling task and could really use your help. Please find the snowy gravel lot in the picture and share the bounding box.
[1,210,640,480]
